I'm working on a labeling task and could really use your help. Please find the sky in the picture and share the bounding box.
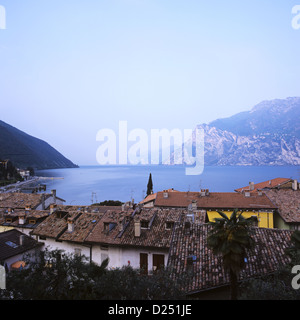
[0,0,300,165]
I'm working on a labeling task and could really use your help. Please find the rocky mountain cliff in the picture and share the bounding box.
[167,97,300,166]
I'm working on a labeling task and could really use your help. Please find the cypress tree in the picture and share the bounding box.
[146,173,153,196]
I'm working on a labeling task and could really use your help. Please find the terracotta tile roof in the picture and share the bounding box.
[154,191,277,210]
[265,189,300,223]
[0,208,49,228]
[85,209,134,245]
[32,211,81,239]
[85,207,186,249]
[139,189,179,205]
[119,208,183,249]
[56,205,123,213]
[0,192,58,209]
[58,212,103,243]
[0,193,45,209]
[0,229,44,261]
[235,178,292,193]
[139,193,157,205]
[168,223,292,295]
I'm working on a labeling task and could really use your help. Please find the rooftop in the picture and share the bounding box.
[0,229,43,261]
[154,191,277,210]
[168,223,292,295]
[265,189,300,223]
[235,178,294,193]
[0,192,64,209]
[119,208,183,249]
[0,208,49,228]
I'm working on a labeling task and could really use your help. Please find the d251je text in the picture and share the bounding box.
[152,304,192,317]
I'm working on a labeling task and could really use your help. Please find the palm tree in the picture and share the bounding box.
[285,230,300,265]
[207,209,255,300]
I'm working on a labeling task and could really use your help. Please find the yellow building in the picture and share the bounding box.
[154,189,277,229]
[206,209,274,229]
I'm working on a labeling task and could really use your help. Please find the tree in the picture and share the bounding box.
[1,248,108,300]
[146,173,153,196]
[207,209,255,300]
[285,230,300,264]
[0,248,186,300]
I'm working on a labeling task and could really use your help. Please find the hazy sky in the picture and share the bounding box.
[1,0,300,165]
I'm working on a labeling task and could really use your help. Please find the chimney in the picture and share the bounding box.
[19,235,25,246]
[134,217,141,237]
[50,204,57,214]
[7,208,12,214]
[41,194,45,210]
[249,182,255,191]
[191,200,197,211]
[67,217,74,233]
[118,214,124,232]
[51,190,57,204]
[200,189,206,197]
[163,191,168,199]
[18,214,26,225]
[244,191,251,197]
[25,204,31,212]
[292,180,298,191]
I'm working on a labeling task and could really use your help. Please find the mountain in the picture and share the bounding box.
[0,120,79,170]
[209,97,300,139]
[166,97,300,166]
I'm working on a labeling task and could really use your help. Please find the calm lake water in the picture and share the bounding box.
[36,165,300,206]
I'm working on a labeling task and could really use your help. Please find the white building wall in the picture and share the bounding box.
[4,247,43,270]
[91,244,168,271]
[36,237,91,260]
[35,195,64,210]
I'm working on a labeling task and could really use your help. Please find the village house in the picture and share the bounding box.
[0,229,44,272]
[234,178,299,193]
[85,207,188,272]
[235,178,300,230]
[0,183,296,299]
[0,190,65,210]
[144,189,277,228]
[0,207,50,235]
[31,208,103,259]
[167,222,293,299]
[31,204,190,273]
[139,188,178,208]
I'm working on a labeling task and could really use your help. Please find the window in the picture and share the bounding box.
[140,253,148,275]
[104,222,116,233]
[141,221,149,229]
[153,254,164,272]
[165,222,173,230]
[74,248,82,256]
[5,241,18,248]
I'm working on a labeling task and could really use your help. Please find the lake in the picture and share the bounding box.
[36,165,300,206]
